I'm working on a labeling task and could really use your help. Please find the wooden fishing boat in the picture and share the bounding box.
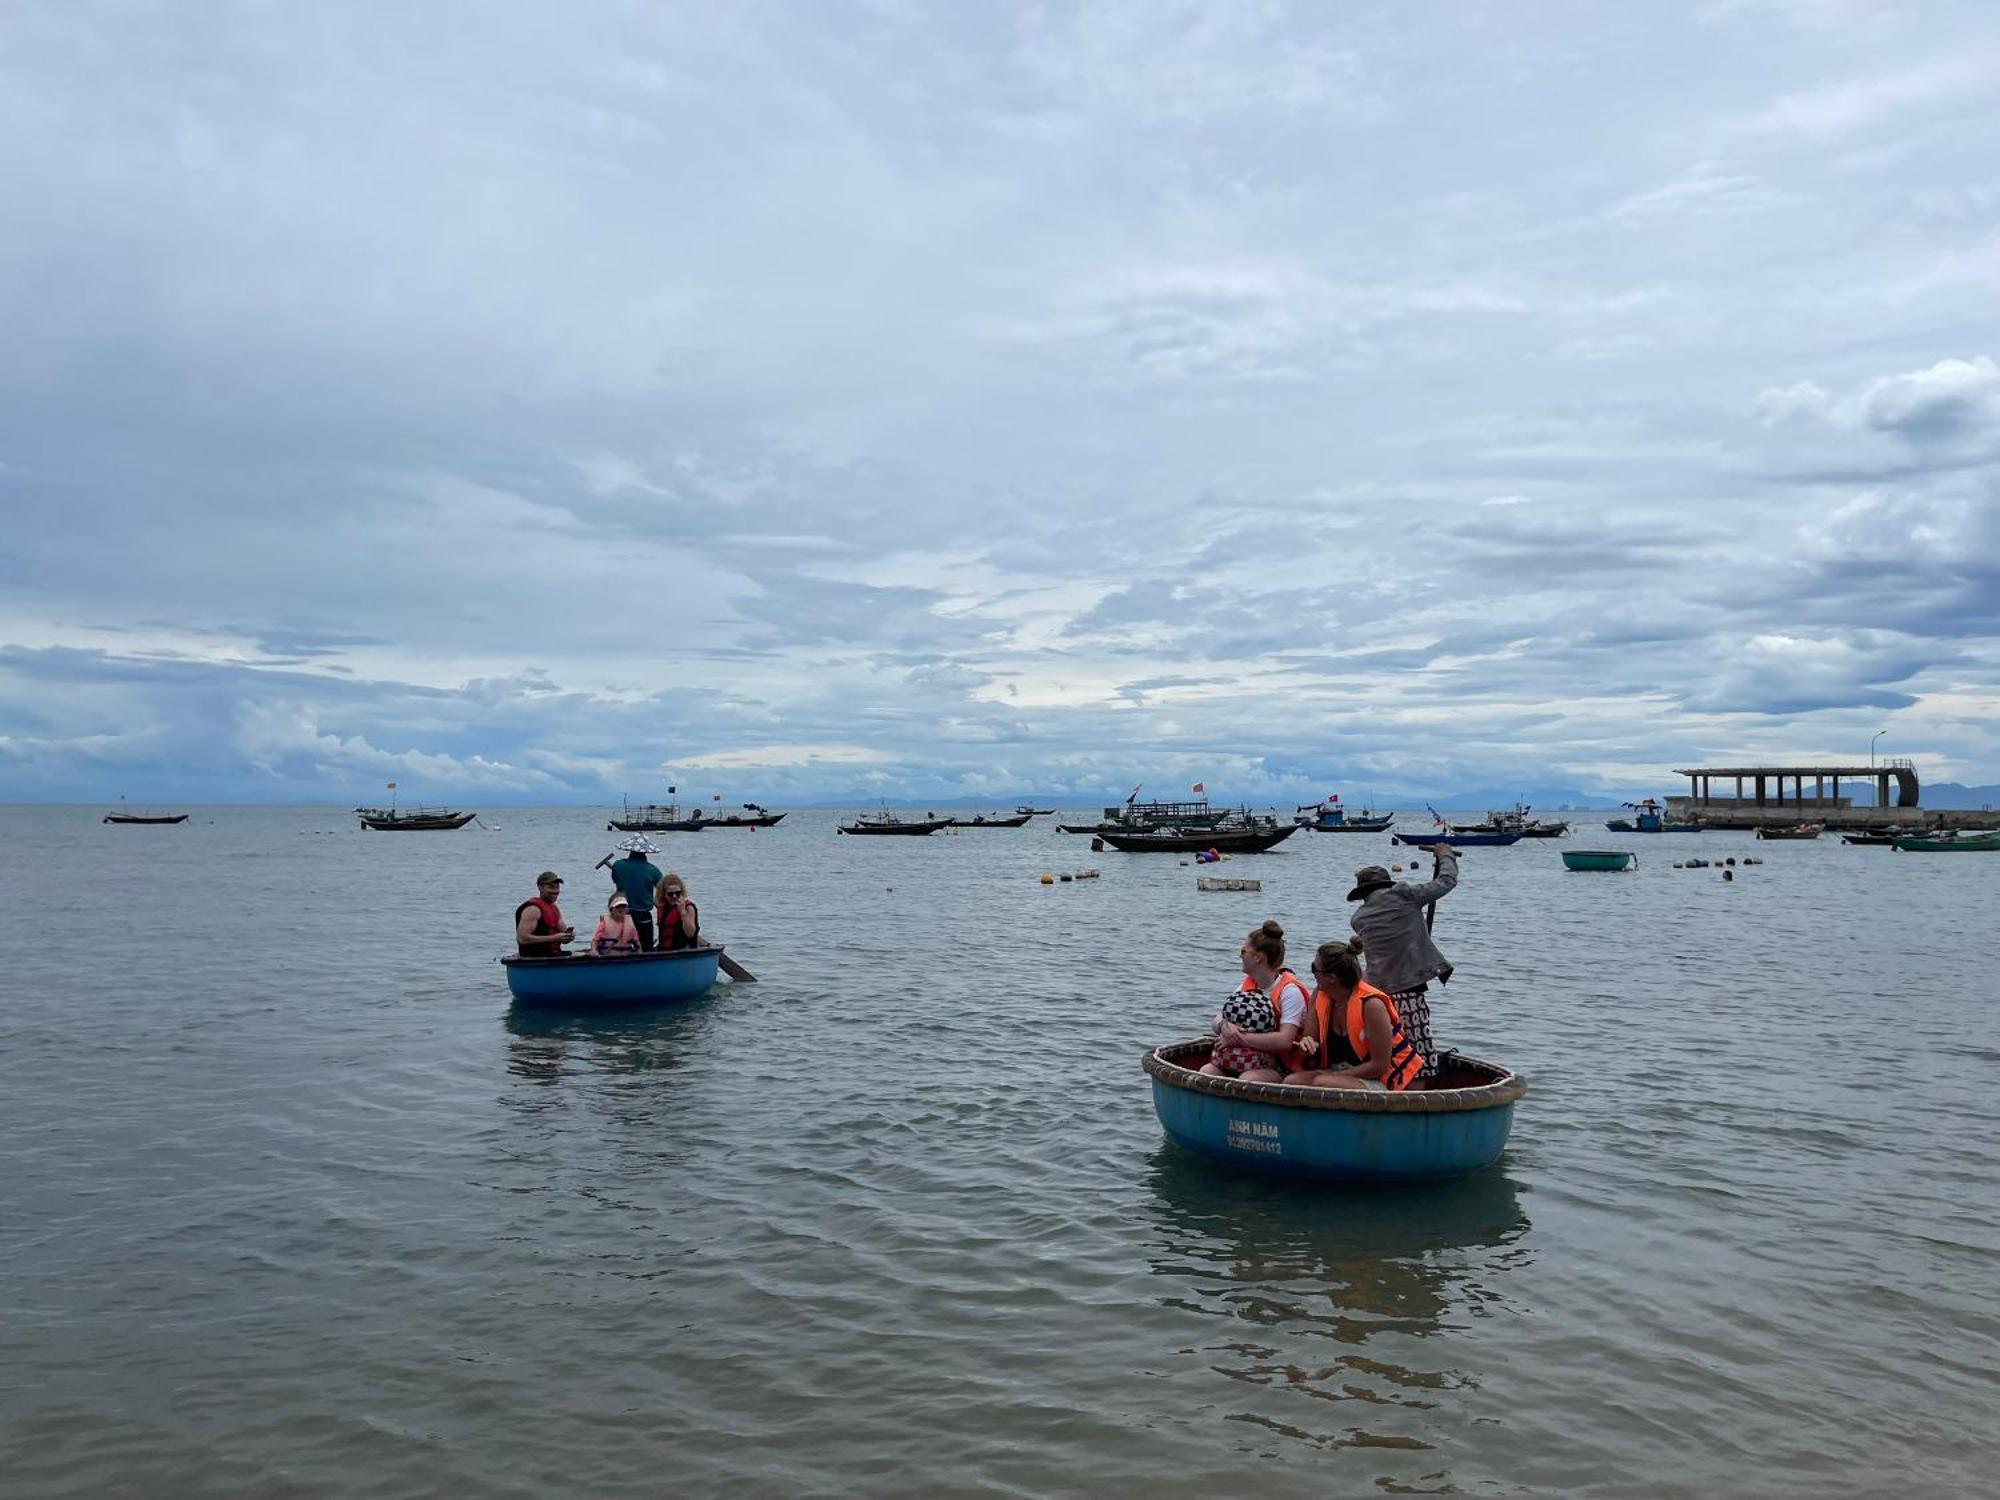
[1392,830,1522,848]
[503,945,723,1006]
[1449,803,1568,838]
[1841,831,1907,846]
[1603,798,1701,833]
[1562,849,1635,871]
[1015,806,1055,816]
[838,812,953,836]
[1144,1039,1524,1182]
[1296,799,1396,832]
[357,807,475,831]
[607,797,708,832]
[1893,832,2000,852]
[1754,823,1824,840]
[1059,792,1230,835]
[705,803,785,828]
[102,796,189,825]
[949,812,1034,828]
[1098,823,1299,854]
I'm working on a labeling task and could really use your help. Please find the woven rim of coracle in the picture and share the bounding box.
[1142,1039,1527,1114]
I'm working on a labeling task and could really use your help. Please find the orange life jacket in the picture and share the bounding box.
[1239,968,1308,1068]
[1332,981,1425,1091]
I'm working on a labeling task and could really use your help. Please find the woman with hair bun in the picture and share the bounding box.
[1201,919,1310,1084]
[1284,938,1425,1092]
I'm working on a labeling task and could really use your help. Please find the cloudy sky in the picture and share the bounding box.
[2,0,1996,805]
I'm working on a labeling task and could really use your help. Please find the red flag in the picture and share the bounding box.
[1329,793,1339,802]
[1191,782,1204,793]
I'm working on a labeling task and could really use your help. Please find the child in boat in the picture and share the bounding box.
[590,893,643,956]
[1201,919,1309,1082]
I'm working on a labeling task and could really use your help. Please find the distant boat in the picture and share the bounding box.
[1058,789,1231,835]
[1604,799,1701,834]
[1450,803,1569,838]
[357,806,475,831]
[950,812,1034,828]
[706,803,785,829]
[1893,831,2000,852]
[1840,830,1909,846]
[1015,805,1055,816]
[102,796,188,825]
[838,810,953,836]
[1295,798,1395,832]
[1754,823,1824,840]
[607,796,709,832]
[1098,823,1299,854]
[1394,830,1522,848]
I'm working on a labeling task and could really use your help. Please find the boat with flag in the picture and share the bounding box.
[357,783,474,830]
[1605,798,1702,834]
[1295,794,1395,832]
[1449,803,1569,838]
[607,790,708,832]
[1057,783,1231,835]
[838,809,954,836]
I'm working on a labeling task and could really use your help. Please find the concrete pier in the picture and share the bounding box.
[1667,760,1989,829]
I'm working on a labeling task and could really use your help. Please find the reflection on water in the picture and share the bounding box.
[1144,1149,1531,1457]
[502,999,710,1083]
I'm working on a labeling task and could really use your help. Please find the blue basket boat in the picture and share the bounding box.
[1143,1039,1525,1182]
[502,946,723,1006]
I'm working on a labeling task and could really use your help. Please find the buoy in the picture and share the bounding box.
[1725,857,1736,866]
[1673,861,1684,868]
[1392,864,1404,873]
[1060,873,1073,882]
[1040,873,1054,884]
[1722,870,1734,882]
[1743,856,1762,866]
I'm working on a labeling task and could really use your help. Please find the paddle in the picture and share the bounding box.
[717,950,758,984]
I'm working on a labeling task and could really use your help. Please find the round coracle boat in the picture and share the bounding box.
[503,946,723,1006]
[1143,1039,1525,1183]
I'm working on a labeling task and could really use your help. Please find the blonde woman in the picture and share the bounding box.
[656,873,701,951]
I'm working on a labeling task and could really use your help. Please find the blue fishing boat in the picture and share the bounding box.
[1392,830,1521,847]
[502,946,723,1006]
[1143,1040,1524,1182]
[1294,797,1395,832]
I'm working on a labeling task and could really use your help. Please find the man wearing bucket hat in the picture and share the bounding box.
[1347,845,1458,1078]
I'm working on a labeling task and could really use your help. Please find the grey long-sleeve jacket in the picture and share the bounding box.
[1348,849,1458,994]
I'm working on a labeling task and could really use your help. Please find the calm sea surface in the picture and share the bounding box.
[2,804,1996,1497]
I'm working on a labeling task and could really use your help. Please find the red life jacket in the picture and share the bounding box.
[658,897,700,951]
[515,896,566,956]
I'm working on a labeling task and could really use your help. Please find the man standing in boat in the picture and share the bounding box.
[1346,846,1458,1078]
[599,837,665,950]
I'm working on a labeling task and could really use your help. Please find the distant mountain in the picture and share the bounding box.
[1918,782,2000,809]
[1416,787,1628,812]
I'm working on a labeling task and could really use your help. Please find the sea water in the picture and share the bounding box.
[1,805,1996,1496]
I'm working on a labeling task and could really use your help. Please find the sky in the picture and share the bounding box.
[1,0,1996,806]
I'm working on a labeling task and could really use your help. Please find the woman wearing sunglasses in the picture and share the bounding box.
[656,874,701,951]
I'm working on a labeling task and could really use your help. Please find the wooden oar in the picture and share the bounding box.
[717,949,757,983]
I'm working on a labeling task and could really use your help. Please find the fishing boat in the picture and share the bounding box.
[102,797,188,826]
[1295,796,1395,832]
[1057,789,1231,835]
[837,810,953,836]
[1562,849,1636,871]
[607,796,708,832]
[1893,831,2000,852]
[1098,823,1300,854]
[705,803,785,828]
[1840,830,1909,846]
[1604,798,1702,834]
[1015,805,1055,816]
[1754,823,1824,840]
[1450,803,1568,838]
[356,806,475,831]
[949,812,1034,828]
[503,945,723,1006]
[1392,830,1522,848]
[1143,1039,1524,1182]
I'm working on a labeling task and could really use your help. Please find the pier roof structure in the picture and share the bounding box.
[1673,760,1919,808]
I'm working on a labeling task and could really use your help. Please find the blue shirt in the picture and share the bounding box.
[609,856,663,911]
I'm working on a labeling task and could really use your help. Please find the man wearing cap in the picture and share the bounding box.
[602,838,664,950]
[514,871,575,958]
[1347,845,1458,1077]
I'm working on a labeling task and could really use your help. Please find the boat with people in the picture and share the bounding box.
[838,810,954,836]
[357,806,475,831]
[1604,798,1702,834]
[503,946,724,1006]
[1562,849,1636,871]
[1144,1039,1524,1182]
[949,812,1034,828]
[102,796,188,825]
[1294,795,1395,832]
[1893,831,2000,852]
[1755,823,1824,840]
[1099,822,1300,854]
